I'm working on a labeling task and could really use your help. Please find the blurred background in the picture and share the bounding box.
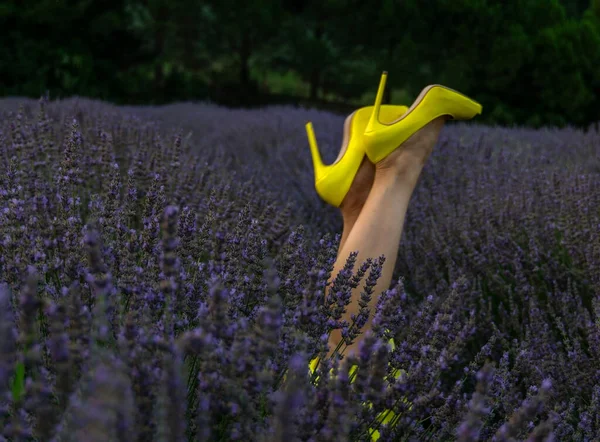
[1,0,599,129]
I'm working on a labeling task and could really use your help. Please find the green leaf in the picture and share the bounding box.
[9,361,25,402]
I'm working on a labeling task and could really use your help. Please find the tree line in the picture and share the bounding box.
[1,0,599,128]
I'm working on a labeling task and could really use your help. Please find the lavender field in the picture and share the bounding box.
[0,96,598,441]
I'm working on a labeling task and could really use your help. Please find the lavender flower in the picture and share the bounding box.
[456,363,494,441]
[0,95,596,441]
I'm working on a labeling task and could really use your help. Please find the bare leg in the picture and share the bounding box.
[338,156,375,251]
[327,117,448,359]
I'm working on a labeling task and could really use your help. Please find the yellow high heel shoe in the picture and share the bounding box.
[363,72,482,164]
[305,104,409,207]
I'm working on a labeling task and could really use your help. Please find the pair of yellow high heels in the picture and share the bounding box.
[304,72,482,440]
[305,71,482,207]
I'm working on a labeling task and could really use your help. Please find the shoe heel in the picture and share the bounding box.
[365,71,388,133]
[305,121,326,182]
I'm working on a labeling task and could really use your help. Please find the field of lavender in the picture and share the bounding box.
[0,96,598,442]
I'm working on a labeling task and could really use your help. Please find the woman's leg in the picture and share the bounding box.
[337,156,376,251]
[327,117,448,358]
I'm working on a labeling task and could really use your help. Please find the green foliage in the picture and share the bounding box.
[484,23,532,95]
[530,19,599,123]
[0,0,599,127]
[593,0,600,17]
[9,361,25,403]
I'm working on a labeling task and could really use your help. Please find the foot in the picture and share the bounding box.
[375,116,448,184]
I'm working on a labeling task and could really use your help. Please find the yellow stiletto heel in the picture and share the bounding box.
[305,105,409,207]
[363,72,482,164]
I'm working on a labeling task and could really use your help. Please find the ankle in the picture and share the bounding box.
[338,156,375,213]
[340,199,363,219]
[375,155,424,187]
[373,117,446,184]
